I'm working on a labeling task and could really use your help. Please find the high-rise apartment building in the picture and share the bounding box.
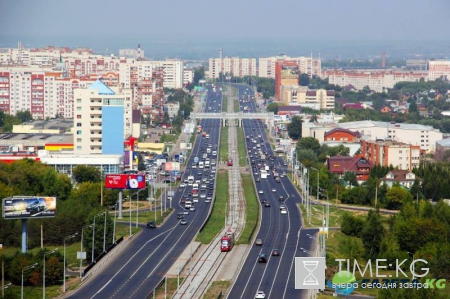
[208,57,257,79]
[279,85,335,109]
[74,80,132,155]
[259,55,321,79]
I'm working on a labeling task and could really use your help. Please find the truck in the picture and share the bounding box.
[220,231,235,252]
[187,176,195,185]
[205,160,210,168]
[260,170,268,179]
[194,157,199,164]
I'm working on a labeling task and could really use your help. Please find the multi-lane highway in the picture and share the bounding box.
[68,85,223,298]
[228,85,317,299]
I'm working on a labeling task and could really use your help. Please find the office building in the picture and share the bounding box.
[208,57,257,79]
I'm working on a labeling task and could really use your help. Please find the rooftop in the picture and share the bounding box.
[88,79,115,95]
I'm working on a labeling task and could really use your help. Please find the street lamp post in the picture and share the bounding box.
[113,201,118,245]
[43,248,58,299]
[21,263,38,299]
[80,224,93,278]
[103,212,107,252]
[311,167,320,201]
[136,189,144,228]
[63,233,78,293]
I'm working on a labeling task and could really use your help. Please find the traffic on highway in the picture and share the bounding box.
[68,85,223,298]
[227,85,317,299]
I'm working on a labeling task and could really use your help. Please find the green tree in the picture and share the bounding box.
[299,74,310,86]
[385,186,413,210]
[287,116,302,140]
[266,102,279,114]
[361,210,385,259]
[340,212,364,237]
[16,110,32,122]
[296,149,318,164]
[72,165,101,184]
[296,137,320,155]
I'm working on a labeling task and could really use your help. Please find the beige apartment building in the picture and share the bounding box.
[208,57,257,79]
[428,60,450,80]
[280,85,335,110]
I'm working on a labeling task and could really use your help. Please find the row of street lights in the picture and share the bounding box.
[21,211,110,298]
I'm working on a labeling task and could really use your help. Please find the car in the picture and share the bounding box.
[146,221,156,228]
[279,204,286,210]
[180,219,187,225]
[258,254,268,263]
[280,209,287,215]
[264,202,271,207]
[255,177,261,182]
[271,188,276,193]
[179,183,186,188]
[255,291,266,299]
[272,249,280,256]
[177,213,184,219]
[280,173,286,178]
[258,190,264,194]
[255,238,263,246]
[190,207,196,211]
[200,194,206,199]
[279,196,284,201]
[26,198,46,213]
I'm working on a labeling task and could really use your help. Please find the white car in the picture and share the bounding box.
[255,291,266,299]
[258,190,264,194]
[179,183,186,188]
[271,188,276,192]
[193,198,198,203]
[280,209,287,215]
[200,194,206,199]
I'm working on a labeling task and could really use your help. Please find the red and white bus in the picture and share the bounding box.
[220,231,235,252]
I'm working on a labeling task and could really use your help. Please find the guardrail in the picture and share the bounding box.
[83,236,124,277]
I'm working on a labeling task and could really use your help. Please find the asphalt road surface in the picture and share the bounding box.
[227,85,317,299]
[68,85,223,298]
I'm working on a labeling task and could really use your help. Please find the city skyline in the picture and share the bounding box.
[1,0,450,60]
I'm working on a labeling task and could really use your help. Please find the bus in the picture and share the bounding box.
[220,231,235,252]
[227,158,233,166]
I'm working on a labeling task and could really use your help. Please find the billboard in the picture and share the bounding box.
[105,174,146,189]
[3,196,57,219]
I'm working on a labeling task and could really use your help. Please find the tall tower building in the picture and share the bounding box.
[382,51,386,68]
[74,79,132,155]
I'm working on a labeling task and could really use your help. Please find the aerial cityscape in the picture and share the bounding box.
[0,1,450,299]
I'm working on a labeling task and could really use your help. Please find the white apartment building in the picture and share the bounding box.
[280,85,335,109]
[74,79,132,155]
[428,60,450,80]
[164,102,180,118]
[338,120,442,152]
[259,55,321,78]
[119,58,184,89]
[208,57,257,79]
[322,69,428,92]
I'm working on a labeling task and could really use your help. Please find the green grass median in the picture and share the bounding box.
[237,174,259,244]
[237,128,247,166]
[196,171,228,244]
[219,127,229,163]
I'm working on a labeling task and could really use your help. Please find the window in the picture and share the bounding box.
[77,107,81,111]
[77,123,82,127]
[77,115,81,119]
[77,138,81,142]
[76,146,82,151]
[77,130,82,135]
[76,99,81,103]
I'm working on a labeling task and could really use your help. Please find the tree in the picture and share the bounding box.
[296,137,320,155]
[266,102,279,114]
[385,186,412,210]
[16,110,32,122]
[299,74,310,86]
[340,212,364,237]
[287,116,302,140]
[72,165,101,184]
[361,210,385,259]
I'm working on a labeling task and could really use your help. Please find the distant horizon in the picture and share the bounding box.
[1,35,449,61]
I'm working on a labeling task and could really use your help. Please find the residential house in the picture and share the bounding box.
[380,106,391,113]
[323,128,361,156]
[327,155,373,184]
[381,170,421,189]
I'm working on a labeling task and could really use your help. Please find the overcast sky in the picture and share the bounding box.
[1,0,449,41]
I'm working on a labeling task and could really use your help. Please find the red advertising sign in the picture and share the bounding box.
[105,174,146,189]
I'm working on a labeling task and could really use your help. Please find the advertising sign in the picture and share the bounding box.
[3,196,57,219]
[105,174,146,189]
